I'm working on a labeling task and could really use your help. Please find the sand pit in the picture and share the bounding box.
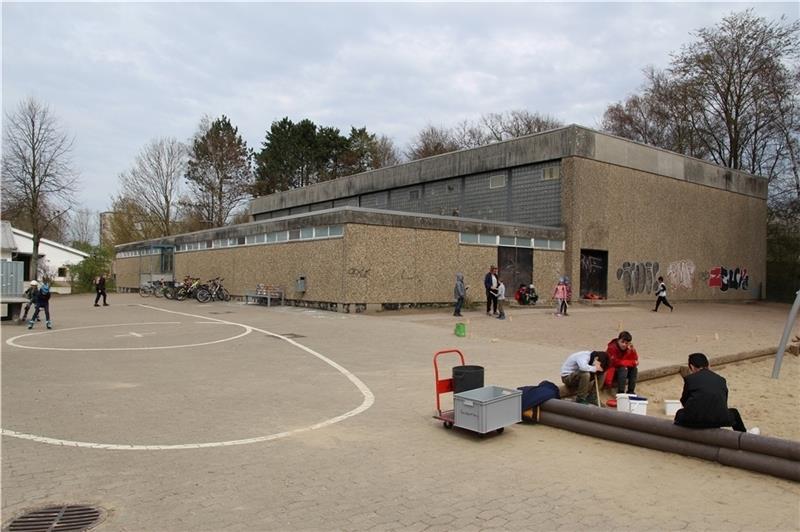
[614,352,800,440]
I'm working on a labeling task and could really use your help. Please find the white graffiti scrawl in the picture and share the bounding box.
[667,259,696,290]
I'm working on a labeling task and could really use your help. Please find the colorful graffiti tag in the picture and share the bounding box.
[667,259,696,290]
[616,261,660,296]
[708,266,749,291]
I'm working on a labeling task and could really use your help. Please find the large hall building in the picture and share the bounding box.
[114,125,766,311]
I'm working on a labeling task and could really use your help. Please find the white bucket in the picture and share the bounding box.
[616,393,634,412]
[664,400,680,416]
[629,399,648,416]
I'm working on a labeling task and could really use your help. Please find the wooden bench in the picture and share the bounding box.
[245,284,285,307]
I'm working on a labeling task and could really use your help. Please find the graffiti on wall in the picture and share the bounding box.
[666,259,696,290]
[581,254,604,275]
[616,261,660,296]
[708,266,749,291]
[347,267,370,278]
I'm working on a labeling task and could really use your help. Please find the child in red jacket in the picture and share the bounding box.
[603,331,639,394]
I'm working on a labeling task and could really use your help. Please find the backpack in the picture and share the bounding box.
[39,283,50,296]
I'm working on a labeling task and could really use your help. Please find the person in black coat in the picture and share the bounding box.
[94,273,109,306]
[674,352,746,432]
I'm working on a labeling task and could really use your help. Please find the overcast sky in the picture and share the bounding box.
[3,2,798,215]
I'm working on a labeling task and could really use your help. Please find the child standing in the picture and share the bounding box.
[496,280,506,319]
[553,278,569,316]
[453,273,466,317]
[28,278,52,329]
[653,276,674,312]
[21,280,38,322]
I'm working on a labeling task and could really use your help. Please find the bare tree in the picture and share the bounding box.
[670,11,800,173]
[452,119,491,149]
[371,134,402,168]
[117,137,186,236]
[602,10,799,207]
[481,110,563,142]
[68,207,97,247]
[2,97,78,279]
[405,125,461,160]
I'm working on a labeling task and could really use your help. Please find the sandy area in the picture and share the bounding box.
[603,352,800,440]
[398,300,800,441]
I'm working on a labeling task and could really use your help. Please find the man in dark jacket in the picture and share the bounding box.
[674,352,746,432]
[94,273,109,306]
[483,265,498,316]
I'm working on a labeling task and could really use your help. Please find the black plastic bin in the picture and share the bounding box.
[453,365,485,394]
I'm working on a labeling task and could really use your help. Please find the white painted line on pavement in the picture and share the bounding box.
[1,304,375,450]
[5,321,251,351]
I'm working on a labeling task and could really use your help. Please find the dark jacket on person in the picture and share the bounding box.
[675,368,732,428]
[34,286,50,306]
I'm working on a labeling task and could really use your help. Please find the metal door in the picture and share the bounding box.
[498,247,533,296]
[579,249,608,298]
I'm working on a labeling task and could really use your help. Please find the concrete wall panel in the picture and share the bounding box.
[562,157,766,301]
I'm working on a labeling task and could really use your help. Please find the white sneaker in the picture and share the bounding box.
[748,427,760,435]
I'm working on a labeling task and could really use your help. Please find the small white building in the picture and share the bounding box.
[0,221,89,282]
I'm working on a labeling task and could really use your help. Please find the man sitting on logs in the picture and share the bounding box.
[560,350,609,405]
[673,352,747,432]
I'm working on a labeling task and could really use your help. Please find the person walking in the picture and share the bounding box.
[483,265,498,316]
[28,278,52,330]
[653,276,673,312]
[94,272,109,307]
[453,272,466,317]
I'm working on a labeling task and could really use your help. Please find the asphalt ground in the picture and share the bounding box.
[2,294,799,531]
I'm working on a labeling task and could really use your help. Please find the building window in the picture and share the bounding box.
[489,174,506,189]
[57,267,67,277]
[543,166,560,181]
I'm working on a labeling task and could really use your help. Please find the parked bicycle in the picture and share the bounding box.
[175,277,205,301]
[201,277,231,302]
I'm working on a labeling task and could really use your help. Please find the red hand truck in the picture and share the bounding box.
[432,348,465,429]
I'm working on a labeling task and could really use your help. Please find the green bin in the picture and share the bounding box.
[454,322,466,337]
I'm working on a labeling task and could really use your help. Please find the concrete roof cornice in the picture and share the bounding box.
[249,124,767,217]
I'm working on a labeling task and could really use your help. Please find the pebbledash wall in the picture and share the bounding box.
[114,125,767,310]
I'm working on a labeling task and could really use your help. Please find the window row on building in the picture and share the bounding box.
[459,233,565,251]
[116,225,345,258]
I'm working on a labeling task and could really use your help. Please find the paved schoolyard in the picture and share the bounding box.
[2,294,799,531]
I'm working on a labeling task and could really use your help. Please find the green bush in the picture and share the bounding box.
[69,245,114,293]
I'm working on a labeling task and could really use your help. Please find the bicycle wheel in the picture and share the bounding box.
[154,285,164,298]
[139,285,153,297]
[196,288,211,303]
[164,286,175,300]
[176,288,187,301]
[220,288,231,302]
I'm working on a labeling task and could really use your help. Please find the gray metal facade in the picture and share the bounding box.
[254,161,562,227]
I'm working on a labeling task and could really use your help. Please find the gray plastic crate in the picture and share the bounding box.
[454,386,521,434]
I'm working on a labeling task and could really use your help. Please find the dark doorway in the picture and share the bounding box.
[498,247,533,296]
[580,249,608,299]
